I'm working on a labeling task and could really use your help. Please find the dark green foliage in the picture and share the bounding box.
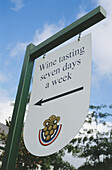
[0,117,41,169]
[73,104,112,169]
[40,152,76,170]
[78,158,112,170]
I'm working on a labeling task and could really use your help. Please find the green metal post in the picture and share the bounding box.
[1,44,35,170]
[1,5,106,170]
[30,6,106,60]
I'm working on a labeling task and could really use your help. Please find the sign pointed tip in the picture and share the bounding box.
[34,99,43,106]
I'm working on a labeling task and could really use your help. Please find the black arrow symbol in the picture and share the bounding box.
[34,86,84,106]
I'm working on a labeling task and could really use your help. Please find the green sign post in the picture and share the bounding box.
[1,6,106,170]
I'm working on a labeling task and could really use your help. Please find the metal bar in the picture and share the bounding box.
[1,44,35,170]
[30,6,106,60]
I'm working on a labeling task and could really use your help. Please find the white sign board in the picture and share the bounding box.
[24,34,92,156]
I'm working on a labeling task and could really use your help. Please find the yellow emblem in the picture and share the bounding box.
[39,115,62,146]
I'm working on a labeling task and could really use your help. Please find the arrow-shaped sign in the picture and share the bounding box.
[34,86,84,106]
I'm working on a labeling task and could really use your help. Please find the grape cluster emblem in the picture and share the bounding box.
[39,115,62,146]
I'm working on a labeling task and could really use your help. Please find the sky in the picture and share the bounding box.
[0,0,112,119]
[0,0,112,168]
[1,0,112,123]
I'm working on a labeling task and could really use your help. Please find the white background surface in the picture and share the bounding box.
[24,34,92,156]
